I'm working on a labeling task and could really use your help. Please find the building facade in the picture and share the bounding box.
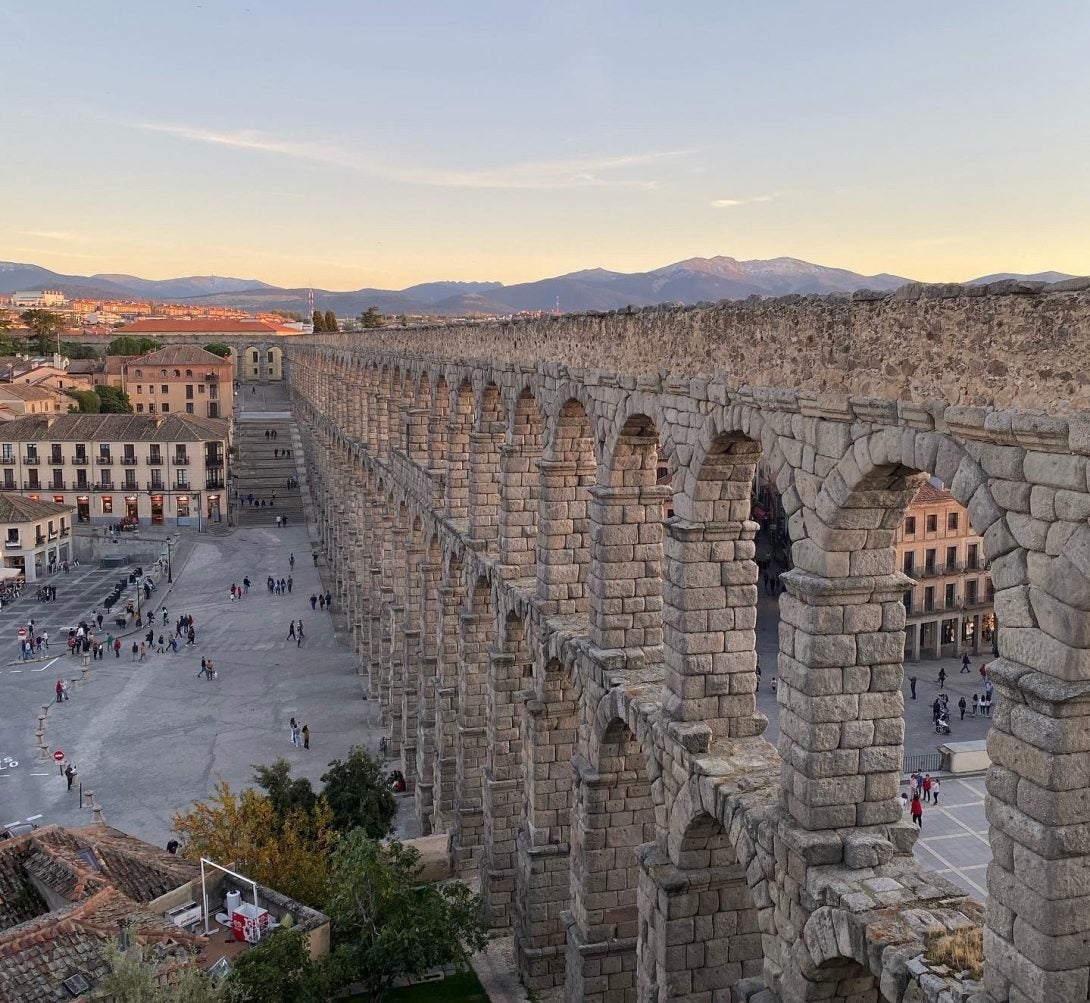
[896,480,994,660]
[0,383,76,418]
[0,493,75,582]
[0,413,228,528]
[123,345,234,420]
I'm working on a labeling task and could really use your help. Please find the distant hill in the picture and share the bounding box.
[965,271,1074,285]
[0,257,1082,317]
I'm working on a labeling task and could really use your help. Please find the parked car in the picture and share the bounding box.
[0,822,37,840]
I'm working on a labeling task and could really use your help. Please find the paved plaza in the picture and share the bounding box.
[0,524,386,848]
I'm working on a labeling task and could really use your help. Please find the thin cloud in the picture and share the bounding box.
[710,194,778,208]
[127,120,691,190]
[13,229,83,241]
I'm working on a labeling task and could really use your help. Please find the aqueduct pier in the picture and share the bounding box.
[289,279,1090,1003]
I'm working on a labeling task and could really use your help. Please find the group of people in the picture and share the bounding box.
[902,771,940,828]
[268,575,293,595]
[35,584,59,603]
[289,716,311,749]
[272,447,293,458]
[241,494,280,509]
[310,591,333,611]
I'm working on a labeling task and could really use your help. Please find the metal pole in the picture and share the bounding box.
[167,537,172,583]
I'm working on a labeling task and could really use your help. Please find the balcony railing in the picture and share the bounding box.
[146,454,163,465]
[206,478,224,489]
[49,481,66,491]
[60,527,70,537]
[146,481,165,492]
[72,455,89,466]
[95,483,114,491]
[34,536,45,547]
[173,455,190,465]
[73,479,90,490]
[23,455,39,465]
[4,539,20,549]
[48,455,64,465]
[96,454,112,465]
[119,455,138,466]
[22,481,41,490]
[206,457,224,468]
[173,482,191,491]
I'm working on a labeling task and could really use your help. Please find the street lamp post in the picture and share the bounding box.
[166,535,173,584]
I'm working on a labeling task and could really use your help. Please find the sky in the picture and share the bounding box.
[1,1,1087,290]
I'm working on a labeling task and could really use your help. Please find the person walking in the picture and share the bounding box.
[932,778,941,805]
[958,696,967,720]
[287,620,296,641]
[910,793,923,828]
[324,591,331,610]
[908,675,917,700]
[162,607,168,626]
[290,717,300,747]
[318,593,325,611]
[310,594,317,610]
[937,667,947,689]
[199,657,208,680]
[114,637,121,658]
[289,553,295,570]
[56,679,64,704]
[138,642,147,663]
[312,551,318,567]
[131,641,139,662]
[65,763,77,791]
[302,724,310,750]
[296,620,304,647]
[972,693,979,717]
[961,652,971,673]
[206,659,216,681]
[287,575,293,593]
[922,774,933,803]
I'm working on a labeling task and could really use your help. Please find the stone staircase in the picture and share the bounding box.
[234,399,305,528]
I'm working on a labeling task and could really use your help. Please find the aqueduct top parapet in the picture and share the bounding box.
[312,279,1090,414]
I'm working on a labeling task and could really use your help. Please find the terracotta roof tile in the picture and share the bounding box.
[0,413,228,444]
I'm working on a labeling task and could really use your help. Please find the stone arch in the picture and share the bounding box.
[500,386,547,574]
[429,374,449,468]
[590,409,672,660]
[783,905,889,1002]
[469,383,508,546]
[537,396,597,617]
[445,379,474,521]
[480,610,535,928]
[450,574,494,874]
[432,548,465,833]
[662,423,766,740]
[636,781,766,1001]
[515,655,579,991]
[412,531,443,832]
[567,701,658,1003]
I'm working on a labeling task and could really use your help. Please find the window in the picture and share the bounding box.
[1,444,12,463]
[173,369,181,377]
[966,579,979,604]
[185,369,193,377]
[267,350,274,363]
[3,470,13,489]
[926,513,938,533]
[185,385,194,399]
[136,385,142,394]
[946,545,957,568]
[924,547,936,571]
[924,586,935,611]
[6,528,18,544]
[184,403,193,413]
[198,384,205,393]
[967,543,979,569]
[150,470,163,489]
[945,583,956,608]
[161,385,168,394]
[902,551,914,574]
[160,369,167,378]
[136,404,144,413]
[904,515,916,535]
[948,511,959,531]
[135,369,143,379]
[149,384,156,394]
[161,404,170,413]
[101,495,113,514]
[177,470,189,487]
[251,351,258,363]
[941,619,957,644]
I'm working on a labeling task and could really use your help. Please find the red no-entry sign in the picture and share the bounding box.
[17,628,26,639]
[53,750,64,762]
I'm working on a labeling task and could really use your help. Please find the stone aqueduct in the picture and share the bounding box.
[287,281,1090,1003]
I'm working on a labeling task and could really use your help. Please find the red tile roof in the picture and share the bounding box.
[120,320,283,334]
[911,482,951,505]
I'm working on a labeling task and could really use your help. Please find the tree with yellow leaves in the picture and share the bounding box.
[171,781,337,910]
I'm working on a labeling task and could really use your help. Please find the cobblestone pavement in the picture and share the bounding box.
[903,777,989,900]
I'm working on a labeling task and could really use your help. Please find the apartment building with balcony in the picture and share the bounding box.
[0,413,229,529]
[896,480,995,661]
[122,345,235,421]
[0,492,75,582]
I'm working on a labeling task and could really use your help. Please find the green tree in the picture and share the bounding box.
[64,389,101,413]
[227,927,337,1003]
[325,833,489,1003]
[58,340,100,360]
[98,931,243,1002]
[0,311,13,332]
[359,306,385,329]
[20,309,66,352]
[323,310,337,333]
[203,342,232,358]
[98,385,134,413]
[105,335,162,356]
[272,310,304,322]
[319,746,396,838]
[252,758,319,820]
[311,310,324,333]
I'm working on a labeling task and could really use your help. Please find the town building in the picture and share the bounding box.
[118,318,301,381]
[123,345,234,420]
[0,824,330,1002]
[0,492,75,581]
[896,480,995,660]
[0,413,229,528]
[10,289,67,308]
[0,382,77,418]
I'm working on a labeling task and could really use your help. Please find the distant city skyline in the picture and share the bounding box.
[1,1,1087,289]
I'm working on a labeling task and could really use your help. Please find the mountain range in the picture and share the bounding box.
[0,258,1078,318]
